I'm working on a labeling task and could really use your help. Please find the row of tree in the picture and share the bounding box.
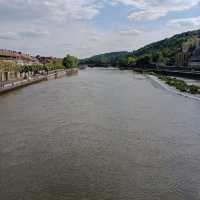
[81,52,155,68]
[0,54,79,75]
[118,52,175,69]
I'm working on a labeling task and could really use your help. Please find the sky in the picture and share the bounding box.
[0,0,200,58]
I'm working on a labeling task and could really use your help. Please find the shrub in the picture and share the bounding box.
[158,75,199,94]
[189,85,199,94]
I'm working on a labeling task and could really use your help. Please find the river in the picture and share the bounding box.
[1,68,200,200]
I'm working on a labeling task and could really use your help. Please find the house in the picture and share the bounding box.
[175,51,190,67]
[36,55,54,65]
[0,49,38,65]
[0,61,20,82]
[188,33,200,69]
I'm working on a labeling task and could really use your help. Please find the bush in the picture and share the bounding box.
[136,55,151,66]
[158,75,199,94]
[189,85,199,94]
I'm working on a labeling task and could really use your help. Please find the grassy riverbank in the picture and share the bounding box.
[133,69,200,94]
[157,75,200,94]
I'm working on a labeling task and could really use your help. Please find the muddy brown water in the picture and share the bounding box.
[1,68,200,200]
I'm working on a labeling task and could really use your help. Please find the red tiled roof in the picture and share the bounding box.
[0,49,31,60]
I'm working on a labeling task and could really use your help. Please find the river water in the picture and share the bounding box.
[1,68,200,200]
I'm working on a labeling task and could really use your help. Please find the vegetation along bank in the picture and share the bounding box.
[157,75,200,94]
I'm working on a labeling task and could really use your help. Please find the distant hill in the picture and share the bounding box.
[80,51,131,66]
[80,29,200,67]
[134,30,199,56]
[133,29,200,65]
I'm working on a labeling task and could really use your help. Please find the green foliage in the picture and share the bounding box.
[81,29,200,67]
[99,55,109,64]
[189,85,199,94]
[80,51,131,67]
[158,75,200,94]
[136,55,151,66]
[127,56,136,64]
[19,58,65,76]
[20,64,44,74]
[63,54,79,69]
[118,57,129,67]
[44,58,64,71]
[151,52,160,63]
[134,30,200,65]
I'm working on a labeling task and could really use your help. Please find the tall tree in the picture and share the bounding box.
[63,54,78,69]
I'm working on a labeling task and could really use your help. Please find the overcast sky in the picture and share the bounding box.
[0,0,200,58]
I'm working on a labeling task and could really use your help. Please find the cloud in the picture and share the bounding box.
[89,36,102,42]
[0,32,19,40]
[112,0,200,21]
[61,43,73,47]
[0,0,104,22]
[19,30,49,38]
[128,9,167,21]
[0,30,49,40]
[168,16,200,30]
[119,29,142,36]
[0,0,200,58]
[111,0,147,7]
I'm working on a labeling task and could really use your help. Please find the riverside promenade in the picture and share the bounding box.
[0,69,78,94]
[0,76,46,94]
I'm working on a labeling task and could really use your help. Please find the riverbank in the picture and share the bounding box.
[147,74,200,101]
[133,67,200,80]
[0,68,78,95]
[133,68,200,93]
[157,75,200,94]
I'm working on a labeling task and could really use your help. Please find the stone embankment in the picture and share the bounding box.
[0,68,78,94]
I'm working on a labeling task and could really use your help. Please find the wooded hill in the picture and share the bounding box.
[80,29,200,67]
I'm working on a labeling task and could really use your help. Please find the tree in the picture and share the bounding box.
[136,55,151,66]
[63,54,79,69]
[118,57,129,68]
[152,52,160,63]
[99,55,108,65]
[127,56,136,65]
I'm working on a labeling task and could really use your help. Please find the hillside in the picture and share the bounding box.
[80,51,131,66]
[134,30,199,56]
[133,29,199,65]
[81,29,200,67]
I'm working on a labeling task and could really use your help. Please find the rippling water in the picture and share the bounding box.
[1,68,200,200]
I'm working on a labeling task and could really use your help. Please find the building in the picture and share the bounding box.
[0,49,40,83]
[196,33,200,49]
[175,33,200,69]
[189,33,200,69]
[175,39,193,66]
[36,55,54,65]
[175,50,190,67]
[0,49,39,65]
[0,61,20,82]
